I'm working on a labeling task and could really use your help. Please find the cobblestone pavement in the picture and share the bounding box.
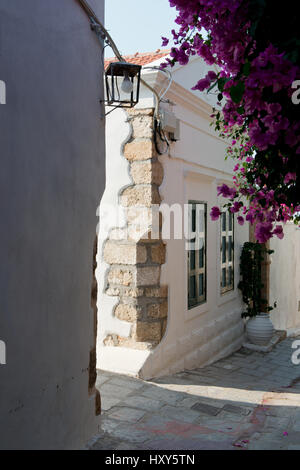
[90,337,300,450]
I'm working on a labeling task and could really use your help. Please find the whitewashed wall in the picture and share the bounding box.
[140,71,248,378]
[270,224,300,335]
[97,58,248,379]
[0,0,105,449]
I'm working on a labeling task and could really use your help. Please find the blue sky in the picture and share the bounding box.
[105,0,178,57]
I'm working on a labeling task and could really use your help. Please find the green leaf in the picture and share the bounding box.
[207,80,218,93]
[242,62,251,77]
[217,77,228,92]
[217,93,223,102]
[230,82,245,104]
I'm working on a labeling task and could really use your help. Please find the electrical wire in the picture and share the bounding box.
[141,66,173,155]
[76,0,174,154]
[76,0,161,118]
[154,118,170,156]
[142,66,173,101]
[100,44,109,69]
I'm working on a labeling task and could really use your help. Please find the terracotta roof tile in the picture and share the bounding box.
[104,49,170,70]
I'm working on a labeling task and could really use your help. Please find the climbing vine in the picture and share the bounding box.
[238,242,275,318]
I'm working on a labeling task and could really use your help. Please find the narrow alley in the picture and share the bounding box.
[90,337,300,450]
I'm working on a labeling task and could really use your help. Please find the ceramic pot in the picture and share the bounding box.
[246,313,274,346]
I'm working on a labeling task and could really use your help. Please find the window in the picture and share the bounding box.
[220,210,234,294]
[187,201,207,309]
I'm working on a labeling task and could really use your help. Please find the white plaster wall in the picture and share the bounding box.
[96,108,151,375]
[97,62,248,379]
[269,224,300,335]
[139,65,247,378]
[0,0,105,449]
[97,54,299,379]
[140,118,248,379]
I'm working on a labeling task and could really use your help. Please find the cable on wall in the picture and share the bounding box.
[76,0,172,154]
[76,0,161,117]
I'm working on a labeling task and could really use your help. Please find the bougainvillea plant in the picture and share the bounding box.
[162,0,300,242]
[238,242,276,318]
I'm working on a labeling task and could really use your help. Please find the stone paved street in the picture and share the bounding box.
[90,337,300,450]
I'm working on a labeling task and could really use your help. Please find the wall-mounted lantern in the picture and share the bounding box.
[104,62,142,109]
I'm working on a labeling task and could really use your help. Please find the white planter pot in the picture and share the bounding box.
[246,313,274,346]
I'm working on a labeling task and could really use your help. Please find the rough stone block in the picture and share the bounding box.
[130,161,164,186]
[126,108,154,117]
[133,321,162,342]
[126,207,161,243]
[131,116,153,139]
[151,243,166,264]
[103,334,119,347]
[105,287,120,296]
[123,287,144,298]
[120,185,161,207]
[108,268,133,286]
[145,286,168,298]
[115,303,141,322]
[147,302,168,319]
[136,266,160,286]
[104,241,147,265]
[126,205,160,225]
[124,140,154,162]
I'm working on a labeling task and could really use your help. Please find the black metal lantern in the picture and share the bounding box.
[104,62,142,109]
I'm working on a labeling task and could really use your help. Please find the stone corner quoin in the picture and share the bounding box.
[102,107,168,351]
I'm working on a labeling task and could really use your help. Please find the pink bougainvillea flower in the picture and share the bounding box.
[192,78,211,92]
[207,70,217,81]
[163,0,300,242]
[237,216,245,225]
[255,222,273,243]
[210,206,222,221]
[230,201,243,213]
[284,172,296,184]
[217,184,237,199]
[273,225,284,239]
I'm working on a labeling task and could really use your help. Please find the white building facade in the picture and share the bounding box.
[96,52,249,379]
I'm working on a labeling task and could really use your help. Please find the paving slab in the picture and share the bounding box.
[122,395,164,412]
[191,402,222,416]
[222,403,251,416]
[91,336,300,450]
[108,406,146,423]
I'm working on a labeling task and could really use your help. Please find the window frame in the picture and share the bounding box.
[187,200,207,309]
[220,210,234,294]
